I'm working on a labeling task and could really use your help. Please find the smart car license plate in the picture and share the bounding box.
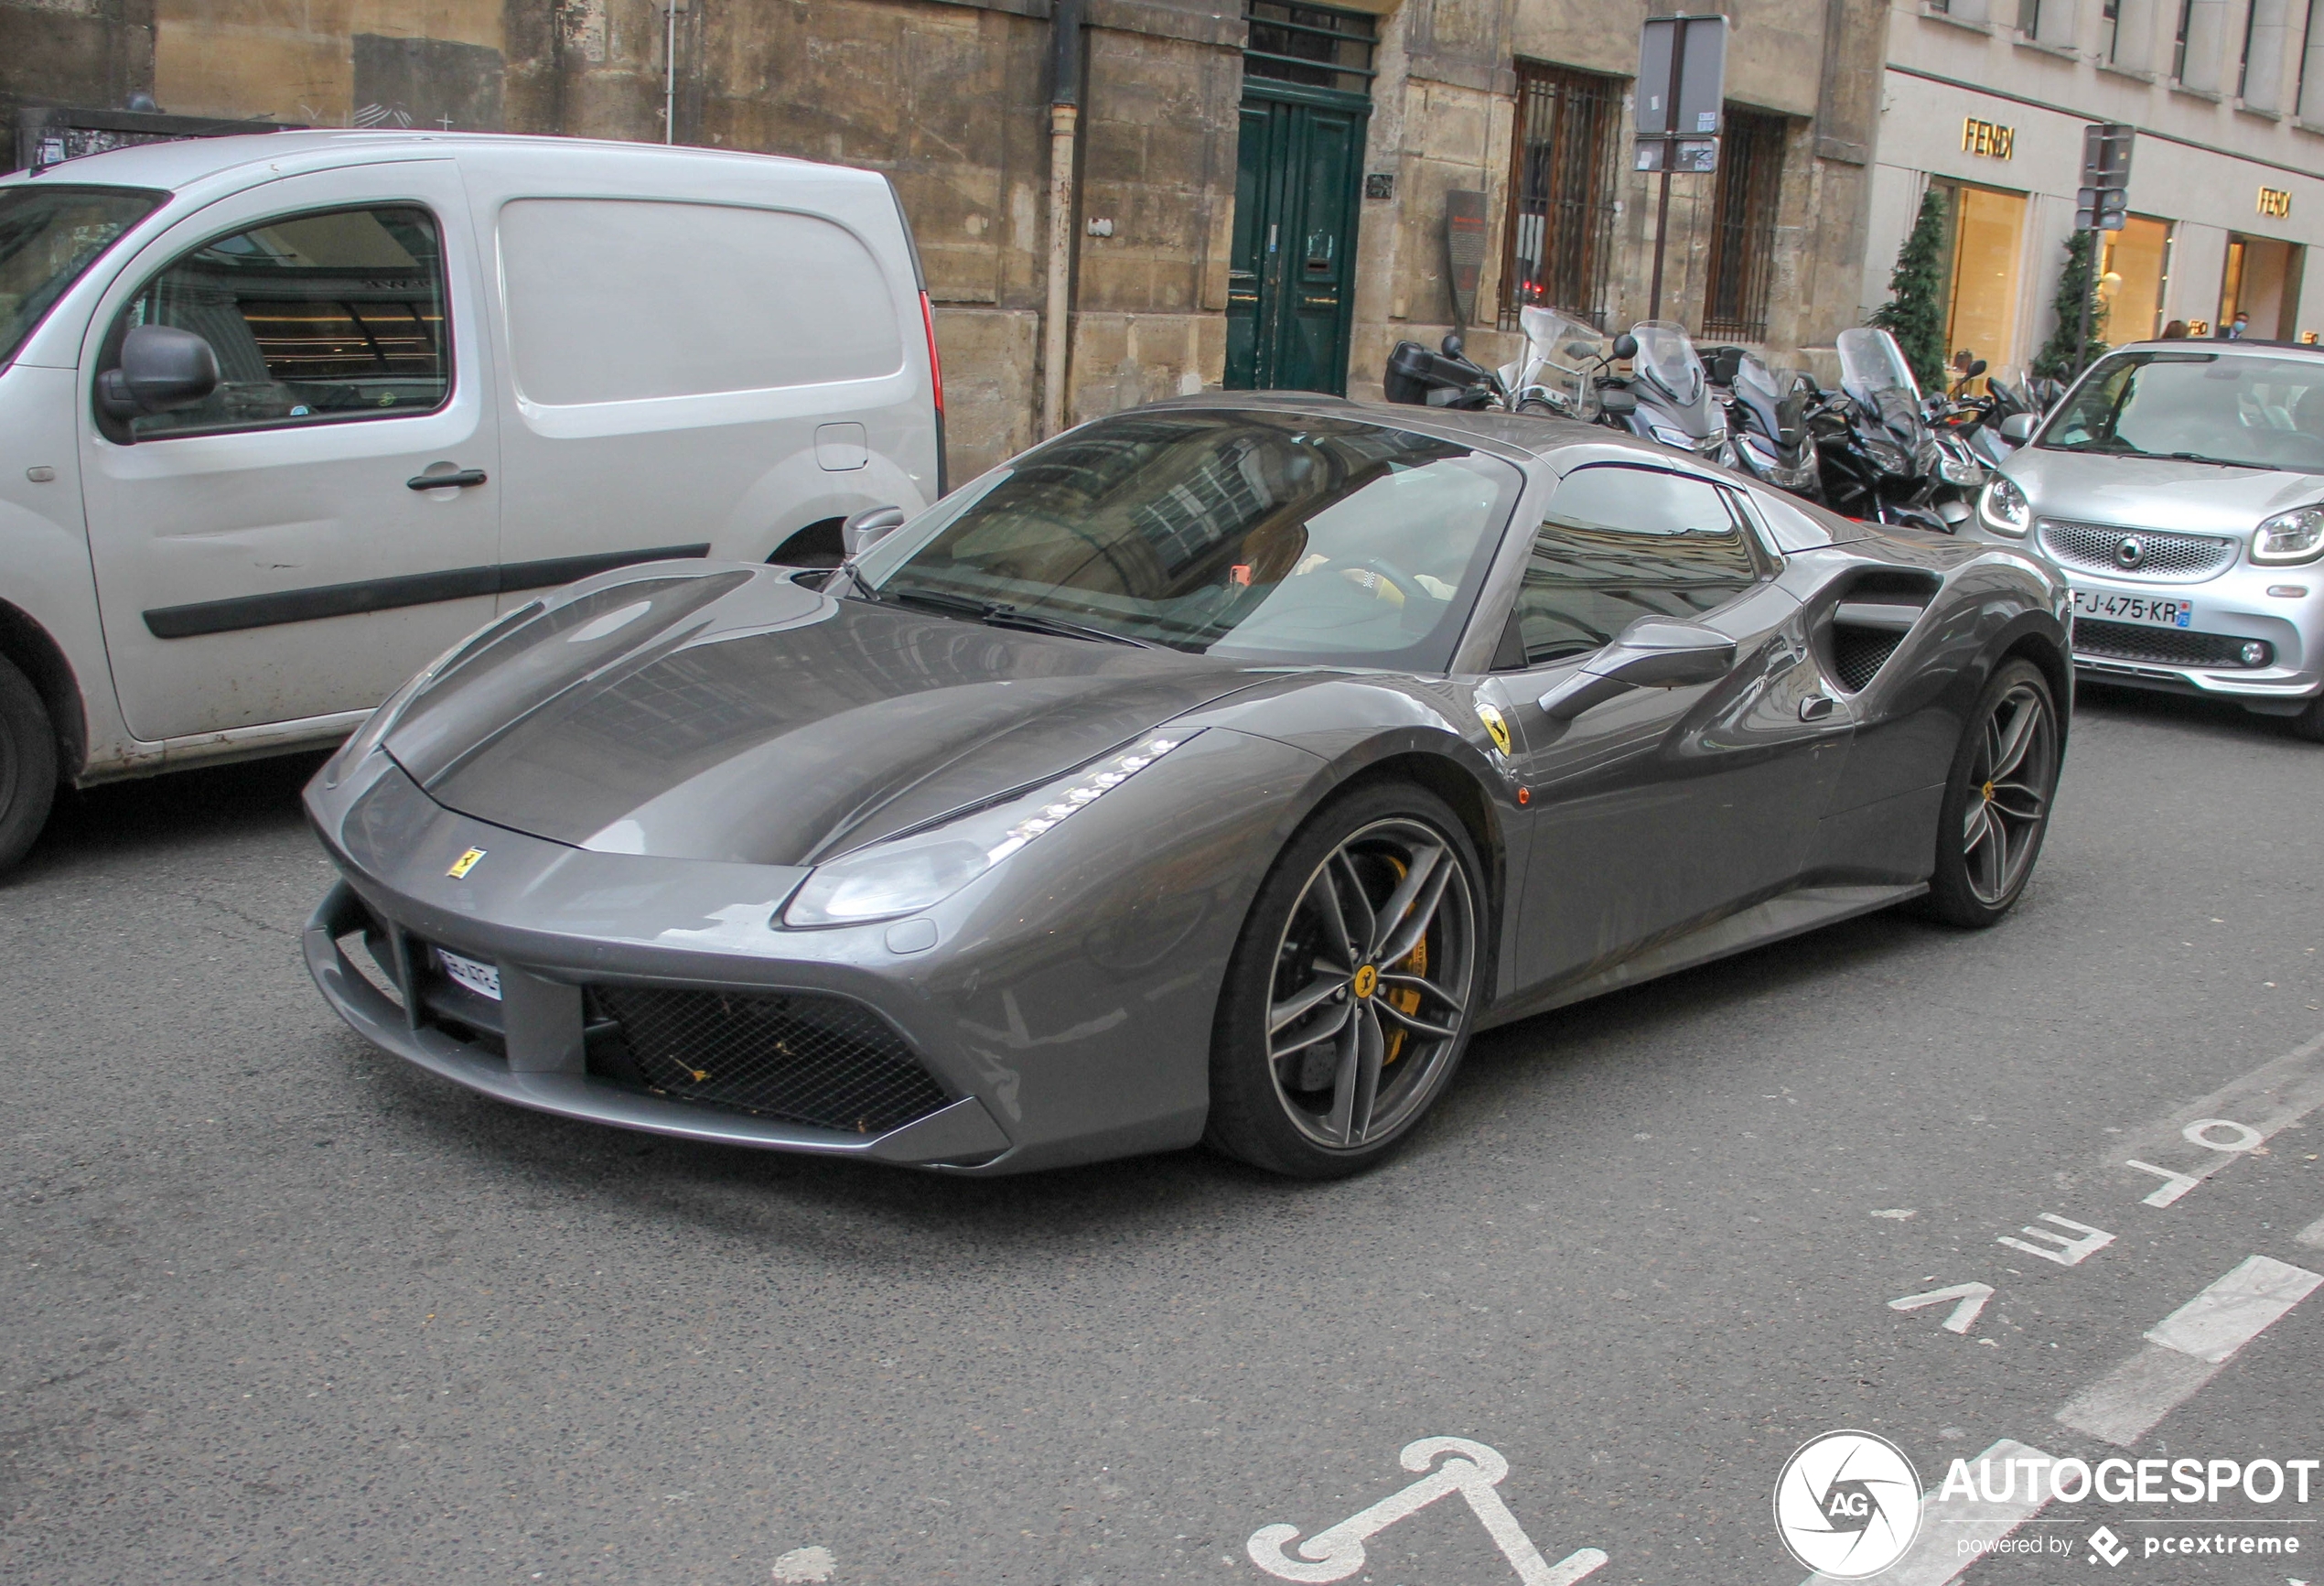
[436,948,502,1001]
[2069,588,2192,629]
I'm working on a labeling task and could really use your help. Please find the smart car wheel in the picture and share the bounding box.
[0,654,58,876]
[1206,784,1483,1179]
[2289,693,2324,744]
[1921,658,2059,928]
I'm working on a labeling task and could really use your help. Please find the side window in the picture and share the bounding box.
[1506,464,1760,666]
[113,205,448,439]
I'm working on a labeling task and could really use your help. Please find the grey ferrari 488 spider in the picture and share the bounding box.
[306,395,2071,1178]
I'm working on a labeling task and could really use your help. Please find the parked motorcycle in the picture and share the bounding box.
[1605,320,1732,466]
[1808,327,1958,532]
[1705,343,1820,499]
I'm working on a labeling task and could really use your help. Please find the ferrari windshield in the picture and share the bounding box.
[0,184,163,366]
[2039,350,2324,472]
[854,411,1524,668]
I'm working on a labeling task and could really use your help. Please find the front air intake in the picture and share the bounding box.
[585,986,952,1134]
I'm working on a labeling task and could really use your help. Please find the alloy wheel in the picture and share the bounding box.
[1960,681,2058,906]
[1264,818,1477,1149]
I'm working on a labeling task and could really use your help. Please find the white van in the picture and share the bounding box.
[0,131,943,869]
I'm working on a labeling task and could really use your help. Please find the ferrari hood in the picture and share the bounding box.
[382,565,1264,866]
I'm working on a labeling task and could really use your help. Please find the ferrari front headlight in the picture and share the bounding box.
[1977,474,2032,537]
[780,730,1198,927]
[2253,506,2324,565]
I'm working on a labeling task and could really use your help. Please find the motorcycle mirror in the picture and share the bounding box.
[1563,340,1598,360]
[1441,333,1465,358]
[1968,358,1989,378]
[1611,332,1639,361]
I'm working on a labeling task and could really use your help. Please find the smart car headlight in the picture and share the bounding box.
[1977,474,2031,537]
[780,730,1199,927]
[2253,506,2324,565]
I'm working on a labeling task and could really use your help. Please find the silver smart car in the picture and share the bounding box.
[1963,339,2324,740]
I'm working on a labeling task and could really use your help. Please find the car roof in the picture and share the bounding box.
[0,128,822,194]
[1132,390,1689,469]
[2111,337,2324,358]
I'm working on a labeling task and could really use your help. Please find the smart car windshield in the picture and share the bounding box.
[853,411,1525,668]
[0,184,163,366]
[2039,350,2324,473]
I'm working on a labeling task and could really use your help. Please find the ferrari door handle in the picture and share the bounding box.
[407,467,489,491]
[1799,694,1836,722]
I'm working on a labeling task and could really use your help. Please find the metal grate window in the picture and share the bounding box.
[1501,63,1623,330]
[1243,2,1376,93]
[1702,107,1787,341]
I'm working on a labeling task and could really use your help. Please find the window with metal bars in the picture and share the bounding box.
[1243,2,1376,94]
[1701,107,1787,341]
[1500,63,1623,330]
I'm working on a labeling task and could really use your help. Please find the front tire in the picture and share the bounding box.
[0,654,58,875]
[2288,693,2324,744]
[1205,783,1485,1179]
[1921,658,2060,927]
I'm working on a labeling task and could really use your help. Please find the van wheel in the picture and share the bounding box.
[0,655,58,874]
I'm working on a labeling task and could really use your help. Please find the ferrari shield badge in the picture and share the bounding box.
[1474,701,1512,757]
[447,847,487,879]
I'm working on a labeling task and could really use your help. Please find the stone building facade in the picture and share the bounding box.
[4,0,1889,480]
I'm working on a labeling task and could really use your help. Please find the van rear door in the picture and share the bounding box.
[470,152,935,591]
[77,158,502,743]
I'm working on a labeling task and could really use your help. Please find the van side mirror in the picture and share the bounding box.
[1999,413,2037,443]
[842,504,908,556]
[98,325,221,421]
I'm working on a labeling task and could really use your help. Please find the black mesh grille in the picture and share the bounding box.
[1830,626,1905,692]
[2072,620,2266,668]
[586,987,950,1134]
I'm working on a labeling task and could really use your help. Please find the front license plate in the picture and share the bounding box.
[2070,588,2193,629]
[436,948,502,1002]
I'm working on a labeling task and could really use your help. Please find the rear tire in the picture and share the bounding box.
[1920,658,2059,928]
[0,655,59,875]
[1204,783,1485,1179]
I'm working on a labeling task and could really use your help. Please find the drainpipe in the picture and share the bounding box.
[1040,0,1085,440]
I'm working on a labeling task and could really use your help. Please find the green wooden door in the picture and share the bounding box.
[1226,81,1369,394]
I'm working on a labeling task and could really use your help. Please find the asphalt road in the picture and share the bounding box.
[5,682,2320,1586]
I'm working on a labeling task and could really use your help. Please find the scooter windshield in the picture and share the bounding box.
[1503,307,1603,421]
[1836,327,1925,440]
[1631,320,1705,409]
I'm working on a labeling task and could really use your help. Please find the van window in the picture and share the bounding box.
[1508,464,1760,665]
[114,205,449,439]
[498,199,902,406]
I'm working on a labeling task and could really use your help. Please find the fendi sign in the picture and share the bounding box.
[1962,117,2015,159]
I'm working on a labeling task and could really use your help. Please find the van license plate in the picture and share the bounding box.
[436,948,502,1001]
[2070,588,2192,629]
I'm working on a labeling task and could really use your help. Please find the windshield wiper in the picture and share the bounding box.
[880,585,1155,648]
[2152,450,2265,469]
[2058,439,2265,469]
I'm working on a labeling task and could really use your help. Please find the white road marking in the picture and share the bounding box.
[1800,1440,2056,1586]
[2106,1026,2324,1206]
[2145,1255,2323,1363]
[1996,1213,2115,1267]
[2124,1158,2212,1207]
[1888,1282,1995,1334]
[770,1546,835,1584]
[2297,1213,2324,1249]
[1245,1437,1606,1586]
[2056,1255,2324,1445]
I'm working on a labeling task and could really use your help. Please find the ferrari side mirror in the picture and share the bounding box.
[842,504,907,556]
[1536,619,1736,721]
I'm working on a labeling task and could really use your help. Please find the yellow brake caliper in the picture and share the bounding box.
[1376,857,1427,1066]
